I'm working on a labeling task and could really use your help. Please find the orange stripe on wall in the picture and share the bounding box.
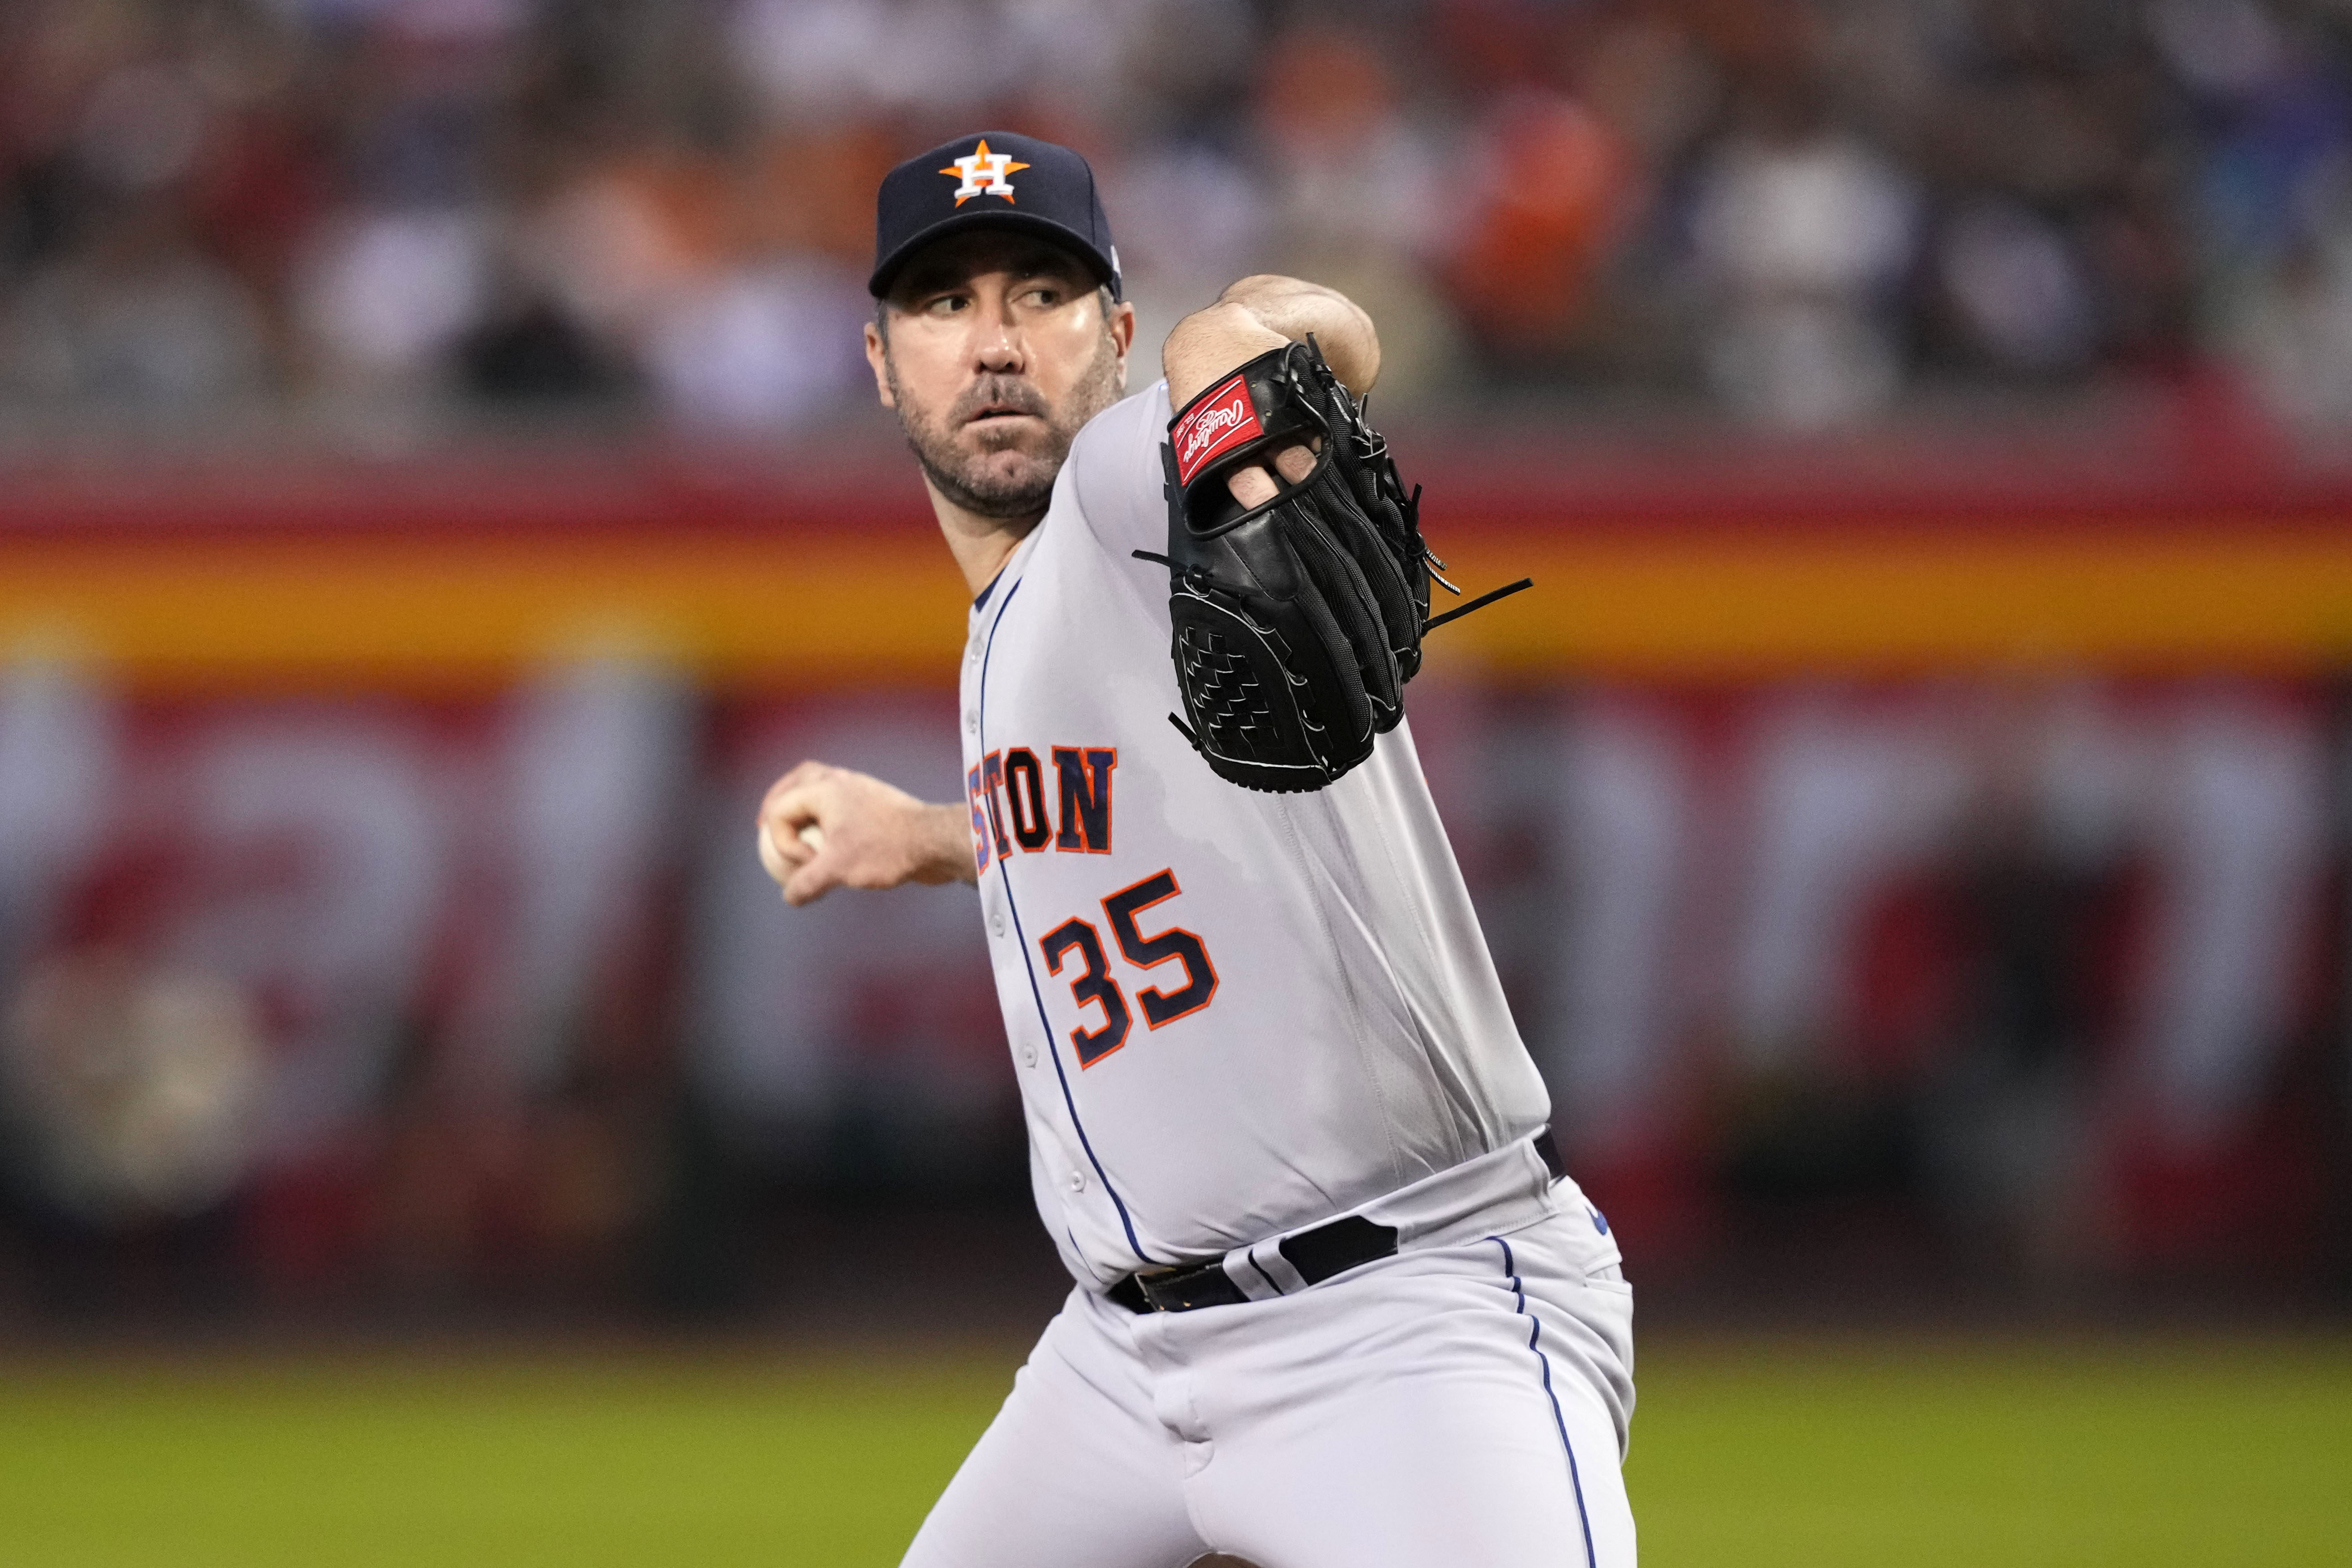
[1435,532,2352,677]
[6,528,2352,686]
[0,538,972,690]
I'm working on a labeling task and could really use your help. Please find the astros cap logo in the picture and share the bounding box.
[940,139,1030,206]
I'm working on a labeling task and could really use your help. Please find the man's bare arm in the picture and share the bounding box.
[1164,275,1379,408]
[756,761,975,907]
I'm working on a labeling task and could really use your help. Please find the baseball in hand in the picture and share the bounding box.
[757,820,827,886]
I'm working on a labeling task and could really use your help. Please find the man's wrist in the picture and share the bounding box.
[923,801,979,885]
[1211,279,1378,396]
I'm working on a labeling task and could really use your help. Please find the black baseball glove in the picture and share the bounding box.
[1146,338,1526,793]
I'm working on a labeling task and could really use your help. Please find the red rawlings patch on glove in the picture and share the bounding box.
[1171,371,1263,488]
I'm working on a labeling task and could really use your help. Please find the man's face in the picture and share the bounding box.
[865,232,1135,521]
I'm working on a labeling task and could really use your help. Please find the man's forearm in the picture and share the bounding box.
[1164,276,1379,406]
[1217,276,1379,392]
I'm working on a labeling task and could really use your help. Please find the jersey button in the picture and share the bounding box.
[965,711,978,735]
[990,909,1006,937]
[1020,1043,1037,1067]
[1067,1170,1086,1192]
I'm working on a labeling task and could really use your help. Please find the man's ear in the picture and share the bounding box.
[864,319,895,408]
[1108,298,1137,389]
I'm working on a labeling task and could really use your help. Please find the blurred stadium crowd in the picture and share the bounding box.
[6,0,2352,434]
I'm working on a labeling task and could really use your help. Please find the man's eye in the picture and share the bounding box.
[926,296,967,315]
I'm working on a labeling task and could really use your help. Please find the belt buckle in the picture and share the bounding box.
[1134,1265,1187,1313]
[1135,1258,1239,1312]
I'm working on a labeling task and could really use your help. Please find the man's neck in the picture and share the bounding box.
[927,479,1044,598]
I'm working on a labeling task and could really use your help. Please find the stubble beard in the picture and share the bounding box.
[886,328,1125,522]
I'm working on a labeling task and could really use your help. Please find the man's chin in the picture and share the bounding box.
[921,450,1057,520]
[963,446,1056,490]
[960,428,1054,467]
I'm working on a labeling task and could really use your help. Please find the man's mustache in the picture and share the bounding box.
[951,377,1050,425]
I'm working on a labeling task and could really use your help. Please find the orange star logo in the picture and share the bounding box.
[940,139,1031,206]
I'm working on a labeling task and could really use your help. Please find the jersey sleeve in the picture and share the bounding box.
[1064,381,1174,559]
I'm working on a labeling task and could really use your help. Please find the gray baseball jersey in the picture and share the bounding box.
[958,380,1551,1286]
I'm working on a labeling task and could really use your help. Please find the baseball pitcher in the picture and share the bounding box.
[757,132,1636,1568]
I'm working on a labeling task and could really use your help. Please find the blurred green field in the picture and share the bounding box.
[2,1332,2346,1567]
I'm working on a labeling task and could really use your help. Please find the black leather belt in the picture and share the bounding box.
[1108,1129,1565,1315]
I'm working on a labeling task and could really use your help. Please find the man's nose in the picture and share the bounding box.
[975,305,1025,372]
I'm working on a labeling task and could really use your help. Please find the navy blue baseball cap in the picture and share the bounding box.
[869,131,1121,301]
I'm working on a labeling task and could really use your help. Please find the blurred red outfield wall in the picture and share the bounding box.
[2,434,2349,1306]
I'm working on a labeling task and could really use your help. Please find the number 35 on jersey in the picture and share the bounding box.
[1041,869,1217,1067]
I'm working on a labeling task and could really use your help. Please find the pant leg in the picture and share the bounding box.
[1174,1210,1637,1568]
[902,1286,1213,1568]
